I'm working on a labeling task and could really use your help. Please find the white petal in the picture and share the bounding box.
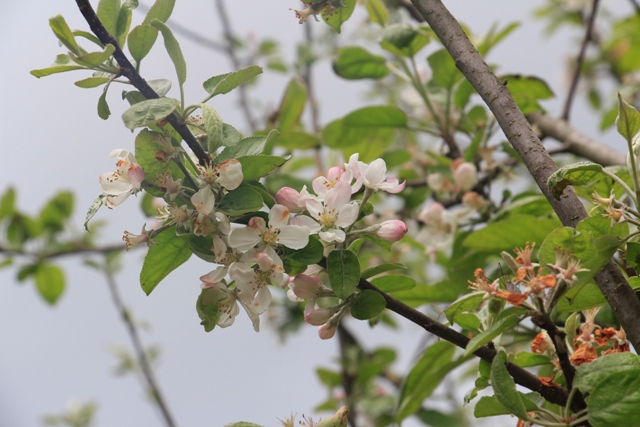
[305,198,324,221]
[217,159,243,190]
[335,202,359,228]
[278,225,310,249]
[199,266,227,284]
[290,215,322,234]
[312,176,329,198]
[269,204,291,230]
[228,227,262,251]
[191,187,216,216]
[251,286,272,315]
[364,158,387,186]
[325,181,352,210]
[229,262,259,295]
[319,229,345,243]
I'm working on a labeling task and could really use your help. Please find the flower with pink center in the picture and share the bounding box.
[312,166,357,198]
[228,204,310,251]
[99,149,145,208]
[291,181,359,243]
[375,220,408,242]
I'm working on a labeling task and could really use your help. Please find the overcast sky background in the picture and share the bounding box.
[0,1,632,426]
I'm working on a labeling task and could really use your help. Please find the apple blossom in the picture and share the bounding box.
[288,274,327,301]
[375,220,408,242]
[122,224,155,251]
[312,166,357,198]
[157,172,183,201]
[198,159,243,191]
[304,300,338,326]
[354,157,405,194]
[228,204,310,251]
[318,320,338,340]
[99,149,145,208]
[452,160,478,192]
[275,186,312,213]
[199,269,259,331]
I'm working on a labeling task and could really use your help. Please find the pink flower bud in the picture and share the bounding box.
[305,307,335,326]
[290,274,325,300]
[275,187,305,213]
[375,220,408,242]
[127,163,145,191]
[418,203,444,225]
[318,322,337,340]
[453,162,478,192]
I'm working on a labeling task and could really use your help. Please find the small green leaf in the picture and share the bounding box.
[151,20,186,86]
[627,243,640,271]
[134,129,184,196]
[75,77,110,88]
[465,308,526,356]
[222,123,242,147]
[202,65,263,97]
[503,75,554,115]
[216,187,264,216]
[616,93,640,142]
[380,23,431,57]
[428,49,461,89]
[199,103,224,152]
[327,249,361,299]
[490,351,531,420]
[72,44,116,67]
[49,14,80,55]
[277,78,308,133]
[237,155,287,182]
[365,0,388,26]
[128,25,159,63]
[217,130,277,162]
[140,226,192,295]
[84,194,106,231]
[332,46,389,80]
[443,291,485,325]
[271,131,319,150]
[557,277,640,313]
[0,188,16,221]
[35,263,65,304]
[464,214,561,252]
[321,0,356,33]
[97,0,120,37]
[547,161,605,199]
[40,191,74,233]
[196,287,220,332]
[98,88,111,120]
[142,0,175,25]
[121,98,179,130]
[361,263,407,280]
[512,352,551,368]
[31,54,85,78]
[116,0,138,47]
[369,275,416,293]
[281,236,324,265]
[241,181,275,208]
[351,290,386,320]
[474,392,542,418]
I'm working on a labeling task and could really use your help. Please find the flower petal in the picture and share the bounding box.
[278,225,310,249]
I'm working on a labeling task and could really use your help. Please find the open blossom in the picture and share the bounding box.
[291,181,359,243]
[228,204,310,251]
[312,166,358,198]
[99,149,145,208]
[350,156,406,194]
[198,159,243,190]
[122,224,155,251]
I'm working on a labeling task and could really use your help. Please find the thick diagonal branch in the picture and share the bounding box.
[75,0,210,166]
[410,0,640,352]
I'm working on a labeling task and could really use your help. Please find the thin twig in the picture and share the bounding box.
[409,0,640,353]
[74,0,211,166]
[136,3,226,52]
[0,243,126,260]
[214,0,257,132]
[103,264,177,427]
[561,0,601,122]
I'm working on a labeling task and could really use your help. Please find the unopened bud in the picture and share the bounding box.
[318,321,338,340]
[453,162,478,192]
[127,163,145,191]
[375,220,408,242]
[290,274,325,300]
[418,202,445,225]
[275,187,305,213]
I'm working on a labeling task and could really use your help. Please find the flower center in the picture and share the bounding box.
[318,208,338,228]
[262,227,280,245]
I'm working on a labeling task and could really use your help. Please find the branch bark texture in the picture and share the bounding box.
[75,0,211,166]
[410,0,640,351]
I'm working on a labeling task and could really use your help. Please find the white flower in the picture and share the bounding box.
[200,268,259,331]
[99,149,145,208]
[198,159,243,191]
[228,204,310,251]
[347,154,405,194]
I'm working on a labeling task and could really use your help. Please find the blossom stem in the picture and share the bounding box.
[564,385,578,421]
[601,168,637,204]
[569,415,590,426]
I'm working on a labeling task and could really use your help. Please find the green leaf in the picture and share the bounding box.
[142,0,175,25]
[321,0,356,33]
[557,277,640,313]
[369,275,416,293]
[0,188,16,221]
[116,0,138,47]
[547,161,605,199]
[351,290,386,320]
[380,23,431,57]
[199,103,224,152]
[281,236,324,265]
[72,44,116,67]
[586,371,640,427]
[202,65,263,97]
[133,129,184,196]
[75,77,110,88]
[464,214,561,252]
[84,194,106,231]
[216,187,264,216]
[464,308,526,357]
[579,214,628,240]
[128,25,159,63]
[237,155,287,182]
[575,352,640,393]
[477,22,521,56]
[97,0,120,37]
[474,392,542,418]
[222,123,242,147]
[98,88,111,120]
[35,263,65,304]
[122,98,179,130]
[150,20,186,86]
[40,191,74,233]
[277,79,308,133]
[31,54,86,78]
[443,291,485,325]
[428,49,461,89]
[271,131,319,150]
[196,287,220,332]
[327,249,361,299]
[490,351,531,420]
[140,226,192,295]
[241,181,275,208]
[217,130,277,163]
[365,0,388,26]
[503,75,554,115]
[361,263,407,280]
[616,93,640,142]
[49,14,80,55]
[626,242,640,271]
[332,46,389,80]
[512,352,551,368]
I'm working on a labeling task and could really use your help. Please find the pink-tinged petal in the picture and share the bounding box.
[335,202,359,228]
[305,198,324,221]
[272,270,290,288]
[278,225,310,249]
[228,226,262,251]
[376,220,408,242]
[378,178,406,194]
[247,216,267,233]
[199,266,228,285]
[212,235,228,261]
[217,159,243,190]
[346,153,361,179]
[312,176,330,198]
[319,229,346,243]
[191,187,216,216]
[252,286,272,314]
[255,252,275,272]
[269,204,291,230]
[275,187,305,213]
[325,181,352,210]
[290,215,322,234]
[364,158,387,186]
[229,262,259,295]
[318,322,337,339]
[127,163,145,191]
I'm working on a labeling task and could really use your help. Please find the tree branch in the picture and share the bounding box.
[528,112,625,166]
[336,323,359,427]
[214,0,258,132]
[562,0,600,122]
[75,0,211,166]
[0,243,126,260]
[410,0,640,353]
